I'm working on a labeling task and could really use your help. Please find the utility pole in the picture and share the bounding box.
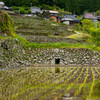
[31,2,32,14]
[93,12,97,28]
[19,8,20,15]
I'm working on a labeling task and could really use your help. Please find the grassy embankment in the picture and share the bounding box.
[0,13,100,52]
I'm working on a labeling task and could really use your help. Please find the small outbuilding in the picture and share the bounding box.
[31,7,43,14]
[62,14,81,25]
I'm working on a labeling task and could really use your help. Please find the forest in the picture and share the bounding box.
[1,0,100,14]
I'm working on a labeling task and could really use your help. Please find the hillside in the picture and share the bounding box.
[11,15,73,36]
[0,11,100,100]
[2,0,100,14]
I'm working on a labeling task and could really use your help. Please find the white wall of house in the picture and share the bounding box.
[63,21,70,25]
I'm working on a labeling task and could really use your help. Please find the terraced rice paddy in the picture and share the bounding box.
[0,67,100,100]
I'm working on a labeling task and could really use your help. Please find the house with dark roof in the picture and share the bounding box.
[0,1,4,7]
[31,7,43,14]
[0,1,10,10]
[62,14,81,25]
[42,10,60,23]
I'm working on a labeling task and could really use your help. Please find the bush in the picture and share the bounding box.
[75,24,82,31]
[41,5,53,10]
[27,9,31,14]
[95,10,100,16]
[81,19,95,33]
[20,7,26,14]
[55,67,60,73]
[12,6,20,10]
[90,27,100,44]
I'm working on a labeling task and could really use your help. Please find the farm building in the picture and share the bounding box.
[62,14,81,25]
[83,13,97,20]
[0,1,10,10]
[49,15,61,23]
[31,7,43,14]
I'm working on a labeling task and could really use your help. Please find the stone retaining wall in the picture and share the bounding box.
[0,39,100,68]
[20,35,85,43]
[28,48,100,65]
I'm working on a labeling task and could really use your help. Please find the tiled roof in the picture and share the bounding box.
[62,14,80,22]
[84,13,97,19]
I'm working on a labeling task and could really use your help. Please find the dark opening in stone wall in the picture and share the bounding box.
[55,58,60,64]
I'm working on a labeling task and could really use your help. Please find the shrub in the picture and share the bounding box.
[12,6,20,10]
[41,5,53,10]
[95,10,100,16]
[0,11,15,37]
[55,67,60,73]
[27,9,31,14]
[81,19,95,33]
[20,7,26,14]
[90,27,100,44]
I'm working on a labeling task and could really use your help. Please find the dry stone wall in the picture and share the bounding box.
[28,48,100,65]
[0,39,29,68]
[20,35,85,43]
[0,39,100,68]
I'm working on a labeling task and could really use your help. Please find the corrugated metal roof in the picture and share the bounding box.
[62,14,80,22]
[31,7,42,14]
[0,1,4,5]
[44,10,59,14]
[49,10,58,14]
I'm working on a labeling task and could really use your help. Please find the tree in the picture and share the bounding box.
[81,19,95,33]
[95,10,100,16]
[90,28,100,45]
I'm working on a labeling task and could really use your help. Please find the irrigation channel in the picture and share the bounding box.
[0,66,100,100]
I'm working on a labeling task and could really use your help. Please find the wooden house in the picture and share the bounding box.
[62,14,81,25]
[42,10,60,23]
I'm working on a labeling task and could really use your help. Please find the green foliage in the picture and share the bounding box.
[55,67,60,73]
[20,7,26,14]
[95,10,100,16]
[13,34,29,45]
[27,9,31,14]
[3,0,100,14]
[90,27,100,44]
[75,24,82,31]
[81,19,95,33]
[93,80,100,98]
[12,6,20,10]
[0,11,15,37]
[41,4,53,10]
